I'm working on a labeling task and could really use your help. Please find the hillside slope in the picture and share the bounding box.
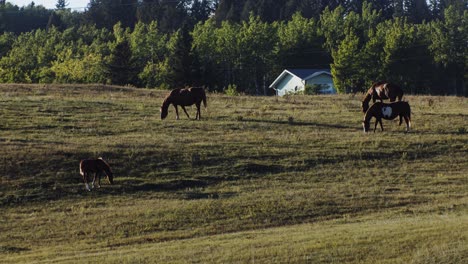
[1,84,467,263]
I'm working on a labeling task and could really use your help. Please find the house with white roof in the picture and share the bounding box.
[269,69,336,96]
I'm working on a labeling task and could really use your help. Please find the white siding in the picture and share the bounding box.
[276,75,304,96]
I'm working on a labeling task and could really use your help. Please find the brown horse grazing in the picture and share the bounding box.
[161,87,207,120]
[79,158,114,191]
[361,82,404,113]
[363,101,411,133]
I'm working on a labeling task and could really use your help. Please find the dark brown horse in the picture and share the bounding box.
[160,87,207,120]
[361,82,404,113]
[362,101,411,133]
[79,158,114,191]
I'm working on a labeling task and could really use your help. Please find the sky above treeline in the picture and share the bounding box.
[8,0,89,10]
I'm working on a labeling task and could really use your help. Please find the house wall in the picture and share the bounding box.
[305,74,336,94]
[275,74,304,96]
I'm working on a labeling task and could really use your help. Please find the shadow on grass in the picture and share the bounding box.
[241,118,355,130]
[0,139,454,207]
[123,179,209,192]
[0,245,30,254]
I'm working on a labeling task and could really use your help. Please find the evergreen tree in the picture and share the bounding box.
[0,3,53,34]
[136,0,162,24]
[367,0,394,19]
[55,0,68,10]
[85,0,137,29]
[47,11,64,31]
[255,0,284,22]
[392,0,405,18]
[189,0,215,25]
[137,0,192,33]
[159,0,190,33]
[166,24,193,87]
[106,39,135,85]
[215,0,245,23]
[428,0,442,19]
[382,18,432,93]
[0,31,14,57]
[240,0,255,21]
[331,31,362,93]
[404,0,430,23]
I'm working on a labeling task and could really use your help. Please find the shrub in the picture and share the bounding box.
[225,84,239,96]
[304,84,327,95]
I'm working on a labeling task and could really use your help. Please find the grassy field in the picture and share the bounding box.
[0,84,467,263]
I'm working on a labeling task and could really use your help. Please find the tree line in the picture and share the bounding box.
[0,0,466,95]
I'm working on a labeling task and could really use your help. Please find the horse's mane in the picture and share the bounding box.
[363,101,383,122]
[372,81,387,87]
[98,157,111,170]
[161,94,173,110]
[364,81,387,100]
[363,92,372,101]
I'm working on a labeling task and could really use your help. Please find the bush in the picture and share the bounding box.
[304,84,326,95]
[225,84,239,96]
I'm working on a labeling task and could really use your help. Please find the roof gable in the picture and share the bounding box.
[269,68,332,89]
[287,68,330,79]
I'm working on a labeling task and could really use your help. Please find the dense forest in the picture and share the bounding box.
[0,0,466,95]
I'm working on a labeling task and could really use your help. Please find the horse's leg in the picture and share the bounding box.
[96,172,101,188]
[374,118,383,132]
[174,105,180,120]
[399,115,403,126]
[82,172,91,191]
[404,116,410,132]
[92,172,98,189]
[195,102,201,120]
[181,106,190,119]
[92,172,102,188]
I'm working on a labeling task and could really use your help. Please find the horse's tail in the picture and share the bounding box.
[409,108,412,122]
[406,102,412,129]
[397,84,404,101]
[79,160,84,176]
[202,89,207,108]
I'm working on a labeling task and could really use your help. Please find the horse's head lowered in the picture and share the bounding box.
[361,100,370,113]
[362,120,371,133]
[99,157,114,184]
[106,169,114,184]
[160,100,170,120]
[160,107,168,120]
